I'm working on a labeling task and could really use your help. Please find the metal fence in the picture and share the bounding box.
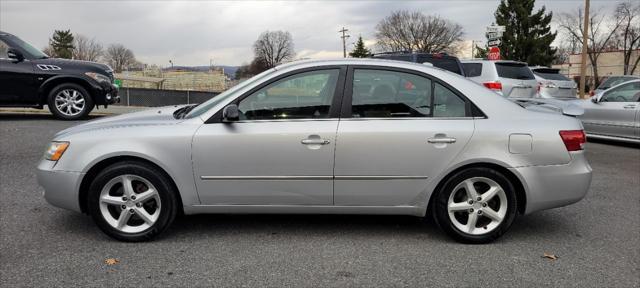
[114,88,221,107]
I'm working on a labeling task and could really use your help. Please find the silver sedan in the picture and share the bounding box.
[574,79,640,143]
[37,59,592,243]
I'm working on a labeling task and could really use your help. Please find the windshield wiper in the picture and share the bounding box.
[174,104,198,119]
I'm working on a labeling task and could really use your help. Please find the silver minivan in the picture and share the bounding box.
[462,60,537,98]
[530,67,577,99]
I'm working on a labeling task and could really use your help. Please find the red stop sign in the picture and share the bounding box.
[488,46,501,60]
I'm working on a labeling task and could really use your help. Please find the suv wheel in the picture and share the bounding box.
[433,167,518,244]
[47,83,94,120]
[87,161,178,242]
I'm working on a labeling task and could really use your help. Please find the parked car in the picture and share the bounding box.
[0,31,119,119]
[37,59,592,243]
[462,60,538,98]
[371,52,465,76]
[593,75,640,95]
[529,67,577,99]
[573,79,640,143]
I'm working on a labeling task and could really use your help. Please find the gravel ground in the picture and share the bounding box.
[1,113,638,287]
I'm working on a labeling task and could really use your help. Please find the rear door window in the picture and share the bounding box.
[495,63,535,80]
[351,69,432,118]
[463,63,482,77]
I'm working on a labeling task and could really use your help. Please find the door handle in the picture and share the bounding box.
[623,104,637,109]
[427,137,457,144]
[301,139,330,145]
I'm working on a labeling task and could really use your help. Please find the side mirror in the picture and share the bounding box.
[7,48,24,62]
[591,96,599,103]
[222,104,239,122]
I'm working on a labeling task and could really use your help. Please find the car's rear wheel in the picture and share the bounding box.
[87,161,178,242]
[433,167,518,244]
[47,83,94,120]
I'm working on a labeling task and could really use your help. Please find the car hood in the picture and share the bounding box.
[34,57,111,72]
[54,105,188,139]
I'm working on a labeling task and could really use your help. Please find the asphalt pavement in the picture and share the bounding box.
[1,113,639,287]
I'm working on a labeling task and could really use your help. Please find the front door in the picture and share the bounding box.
[0,39,36,105]
[582,81,640,139]
[333,67,474,206]
[192,68,344,205]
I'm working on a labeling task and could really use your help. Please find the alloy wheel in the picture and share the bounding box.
[54,89,86,116]
[98,175,161,233]
[447,177,508,235]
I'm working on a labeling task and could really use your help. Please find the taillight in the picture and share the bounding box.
[483,81,502,91]
[559,130,586,151]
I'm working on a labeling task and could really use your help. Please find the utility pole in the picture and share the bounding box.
[339,27,350,58]
[579,0,590,99]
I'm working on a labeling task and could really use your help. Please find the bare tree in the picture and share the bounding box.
[614,1,640,74]
[557,7,624,87]
[73,35,103,62]
[253,31,295,68]
[104,44,136,73]
[375,10,464,54]
[42,45,55,57]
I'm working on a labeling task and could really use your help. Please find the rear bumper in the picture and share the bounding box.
[36,160,84,213]
[511,151,592,214]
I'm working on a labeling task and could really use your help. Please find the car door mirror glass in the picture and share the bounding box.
[7,48,24,62]
[222,104,240,122]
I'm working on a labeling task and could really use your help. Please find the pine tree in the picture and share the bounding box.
[349,36,372,58]
[492,0,556,66]
[49,30,75,59]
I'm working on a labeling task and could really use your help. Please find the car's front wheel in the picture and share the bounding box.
[433,167,518,244]
[87,161,178,242]
[47,83,94,120]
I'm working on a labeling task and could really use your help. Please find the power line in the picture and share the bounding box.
[339,27,350,58]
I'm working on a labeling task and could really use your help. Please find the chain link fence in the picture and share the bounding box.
[114,88,220,107]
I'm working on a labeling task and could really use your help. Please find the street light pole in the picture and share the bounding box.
[579,0,590,99]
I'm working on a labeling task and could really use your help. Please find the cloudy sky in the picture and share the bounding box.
[0,0,624,66]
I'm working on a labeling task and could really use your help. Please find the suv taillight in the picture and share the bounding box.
[559,130,586,151]
[483,82,502,91]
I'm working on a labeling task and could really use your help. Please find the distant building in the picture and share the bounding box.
[552,50,640,78]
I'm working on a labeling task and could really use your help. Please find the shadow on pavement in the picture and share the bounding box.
[0,113,104,121]
[49,210,575,244]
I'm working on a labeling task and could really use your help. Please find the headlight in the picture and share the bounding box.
[44,141,69,161]
[85,72,111,83]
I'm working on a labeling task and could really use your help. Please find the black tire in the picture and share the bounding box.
[87,161,178,242]
[433,167,518,244]
[47,83,94,120]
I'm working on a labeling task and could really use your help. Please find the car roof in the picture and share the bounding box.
[273,58,447,72]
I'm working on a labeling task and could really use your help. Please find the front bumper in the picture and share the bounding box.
[36,160,84,213]
[512,151,592,214]
[93,82,120,106]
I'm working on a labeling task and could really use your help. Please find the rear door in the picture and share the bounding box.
[192,67,345,205]
[495,62,537,98]
[581,81,640,139]
[333,67,474,206]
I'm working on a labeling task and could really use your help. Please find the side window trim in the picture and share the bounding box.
[340,65,478,119]
[206,66,347,123]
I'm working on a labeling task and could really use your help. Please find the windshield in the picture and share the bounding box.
[9,34,48,59]
[599,77,637,90]
[496,62,535,80]
[186,68,276,118]
[533,72,571,81]
[417,56,463,75]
